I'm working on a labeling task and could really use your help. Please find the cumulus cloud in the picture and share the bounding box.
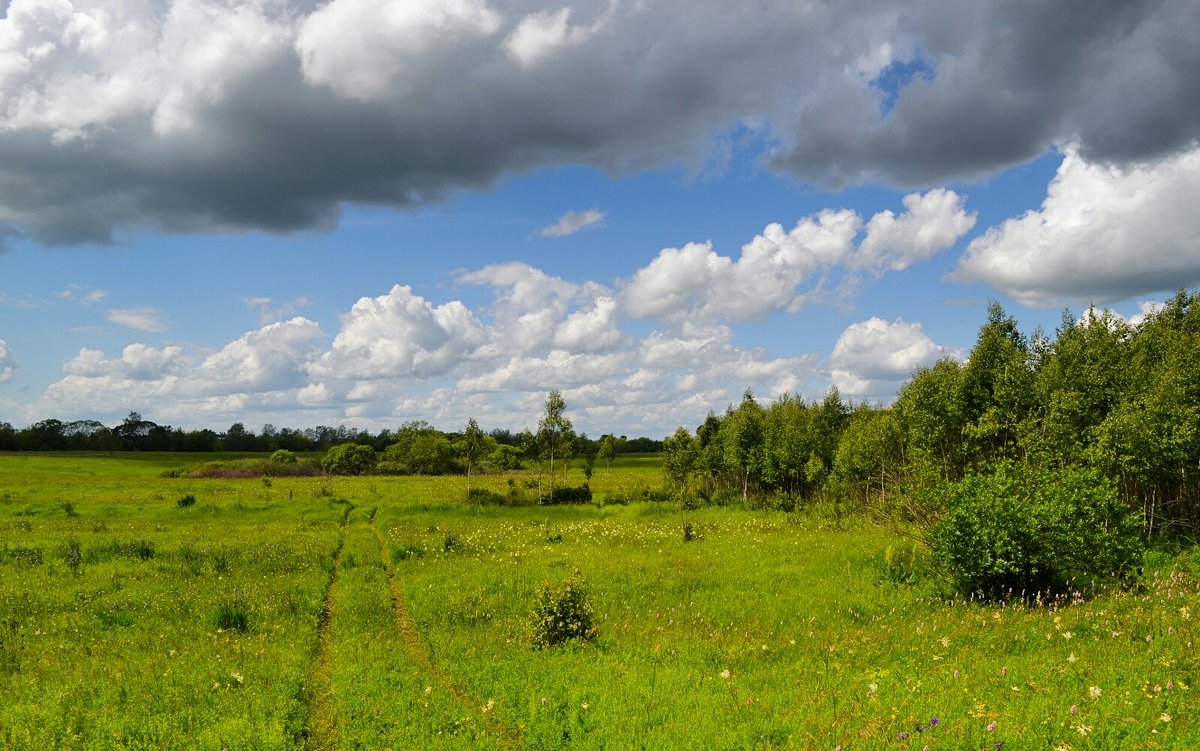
[831,317,944,398]
[538,208,605,237]
[0,340,15,382]
[313,285,489,379]
[106,307,168,332]
[856,189,976,272]
[0,1,1195,244]
[199,318,325,392]
[953,144,1200,306]
[622,192,972,323]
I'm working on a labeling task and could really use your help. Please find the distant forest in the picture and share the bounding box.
[0,414,663,456]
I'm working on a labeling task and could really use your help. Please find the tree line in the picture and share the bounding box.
[0,410,661,461]
[662,290,1200,534]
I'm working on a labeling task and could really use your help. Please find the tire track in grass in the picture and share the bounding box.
[367,509,523,750]
[301,502,353,751]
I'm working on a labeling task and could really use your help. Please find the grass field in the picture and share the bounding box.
[1,453,1197,749]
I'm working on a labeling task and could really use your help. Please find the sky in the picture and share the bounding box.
[1,0,1199,438]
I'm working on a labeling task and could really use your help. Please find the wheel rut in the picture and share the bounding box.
[301,502,352,751]
[367,509,522,750]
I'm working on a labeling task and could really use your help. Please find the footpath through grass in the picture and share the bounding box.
[0,453,1197,749]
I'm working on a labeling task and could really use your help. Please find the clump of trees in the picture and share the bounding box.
[662,291,1200,598]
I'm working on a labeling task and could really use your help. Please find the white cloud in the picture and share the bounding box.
[106,307,168,332]
[1129,300,1167,327]
[856,189,976,272]
[313,285,489,379]
[0,339,15,382]
[295,0,501,100]
[199,318,325,392]
[831,317,943,398]
[538,208,605,237]
[458,262,614,356]
[623,191,971,323]
[456,350,634,392]
[954,144,1200,306]
[58,283,108,305]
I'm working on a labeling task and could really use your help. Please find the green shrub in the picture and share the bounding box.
[321,443,377,475]
[176,493,197,508]
[530,574,596,649]
[269,449,297,465]
[928,463,1144,600]
[538,484,592,505]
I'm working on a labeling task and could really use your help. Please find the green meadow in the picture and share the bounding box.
[1,453,1196,750]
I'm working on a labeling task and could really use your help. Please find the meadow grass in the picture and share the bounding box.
[1,452,1196,749]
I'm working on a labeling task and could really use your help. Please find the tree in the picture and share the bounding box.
[459,418,488,497]
[833,406,904,502]
[597,434,618,471]
[662,427,699,489]
[722,390,765,502]
[537,390,577,501]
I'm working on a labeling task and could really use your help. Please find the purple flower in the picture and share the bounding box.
[928,717,939,727]
[897,731,910,741]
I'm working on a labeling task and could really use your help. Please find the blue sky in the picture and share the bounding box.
[1,0,1198,438]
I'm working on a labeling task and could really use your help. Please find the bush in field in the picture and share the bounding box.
[530,574,596,649]
[538,484,592,505]
[929,463,1144,600]
[177,493,197,508]
[322,443,377,475]
[269,449,297,464]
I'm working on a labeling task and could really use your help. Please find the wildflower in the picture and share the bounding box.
[229,671,244,685]
[987,721,997,732]
[1069,705,1078,714]
[540,697,547,706]
[897,731,910,741]
[1075,724,1092,736]
[928,717,939,727]
[482,698,494,713]
[720,669,731,680]
[1088,685,1102,699]
[1067,653,1077,663]
[1160,713,1172,723]
[581,702,589,710]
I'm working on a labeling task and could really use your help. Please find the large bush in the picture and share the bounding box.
[322,443,377,475]
[929,463,1144,600]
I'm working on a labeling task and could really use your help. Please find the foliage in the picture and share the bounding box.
[536,390,577,494]
[269,449,298,464]
[538,484,592,505]
[176,493,196,508]
[322,443,378,475]
[530,574,597,649]
[928,463,1145,600]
